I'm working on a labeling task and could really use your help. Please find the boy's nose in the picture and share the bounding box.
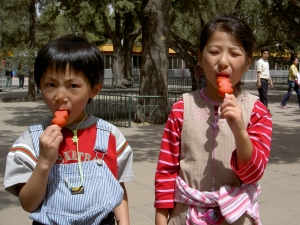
[55,90,68,104]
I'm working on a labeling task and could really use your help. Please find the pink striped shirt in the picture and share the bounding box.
[174,176,261,225]
[155,97,272,208]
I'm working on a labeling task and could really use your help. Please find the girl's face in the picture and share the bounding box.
[293,58,298,65]
[40,66,102,125]
[199,30,251,101]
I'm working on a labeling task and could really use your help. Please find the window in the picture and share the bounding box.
[132,56,141,69]
[104,55,111,69]
[169,57,183,69]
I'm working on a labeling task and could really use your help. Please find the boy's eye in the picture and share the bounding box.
[70,84,79,88]
[46,83,55,87]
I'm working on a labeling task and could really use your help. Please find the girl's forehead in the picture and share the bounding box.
[209,30,238,44]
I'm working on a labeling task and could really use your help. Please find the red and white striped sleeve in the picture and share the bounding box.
[231,100,272,183]
[154,99,183,208]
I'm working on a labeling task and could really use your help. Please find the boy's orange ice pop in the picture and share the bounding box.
[52,110,68,127]
[217,76,233,97]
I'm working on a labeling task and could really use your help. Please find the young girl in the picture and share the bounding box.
[155,15,272,225]
[4,34,133,225]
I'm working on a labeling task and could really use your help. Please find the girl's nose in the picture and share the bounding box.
[218,54,229,69]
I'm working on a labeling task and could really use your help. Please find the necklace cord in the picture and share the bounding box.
[64,113,87,190]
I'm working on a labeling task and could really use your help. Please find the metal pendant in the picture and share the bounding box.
[70,185,84,195]
[96,158,103,166]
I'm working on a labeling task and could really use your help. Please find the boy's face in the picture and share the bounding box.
[40,66,102,125]
[261,51,269,60]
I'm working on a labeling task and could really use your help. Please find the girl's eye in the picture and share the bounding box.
[209,51,219,55]
[232,53,242,57]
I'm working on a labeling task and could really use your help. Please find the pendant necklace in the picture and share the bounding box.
[64,113,87,195]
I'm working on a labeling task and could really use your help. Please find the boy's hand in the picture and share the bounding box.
[38,125,63,167]
[220,94,245,136]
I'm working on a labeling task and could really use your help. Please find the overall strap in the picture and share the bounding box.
[94,118,111,154]
[28,124,44,158]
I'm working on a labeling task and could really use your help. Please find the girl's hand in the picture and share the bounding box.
[220,94,245,136]
[38,125,63,167]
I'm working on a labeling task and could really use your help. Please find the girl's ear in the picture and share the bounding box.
[246,57,251,70]
[198,50,203,67]
[90,83,103,98]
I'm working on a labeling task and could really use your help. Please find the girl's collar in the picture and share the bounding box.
[200,88,220,106]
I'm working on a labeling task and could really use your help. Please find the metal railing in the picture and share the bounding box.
[0,75,12,91]
[86,92,182,127]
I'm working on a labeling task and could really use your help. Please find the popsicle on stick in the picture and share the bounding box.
[52,110,68,127]
[217,76,233,97]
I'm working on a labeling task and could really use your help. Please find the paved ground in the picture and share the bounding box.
[0,78,300,225]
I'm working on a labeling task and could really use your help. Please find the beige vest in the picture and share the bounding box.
[168,90,258,225]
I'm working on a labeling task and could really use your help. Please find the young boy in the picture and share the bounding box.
[4,34,133,225]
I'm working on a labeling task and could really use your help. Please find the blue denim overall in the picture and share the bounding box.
[28,118,124,225]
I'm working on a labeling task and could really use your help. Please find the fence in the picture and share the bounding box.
[101,70,289,92]
[85,92,182,127]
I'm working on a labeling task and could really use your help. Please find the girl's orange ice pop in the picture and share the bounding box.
[217,77,233,97]
[52,110,68,127]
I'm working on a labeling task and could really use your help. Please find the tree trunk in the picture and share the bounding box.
[139,0,171,124]
[123,12,141,82]
[27,0,36,101]
[111,43,125,88]
[102,11,125,88]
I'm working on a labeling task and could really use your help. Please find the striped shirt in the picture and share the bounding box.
[154,98,272,208]
[4,115,134,196]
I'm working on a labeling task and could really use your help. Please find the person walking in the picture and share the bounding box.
[17,63,26,89]
[256,47,274,112]
[280,56,300,109]
[5,61,13,88]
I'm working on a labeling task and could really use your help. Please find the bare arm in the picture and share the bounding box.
[269,76,274,88]
[256,72,262,88]
[155,208,169,225]
[113,182,130,225]
[19,125,63,212]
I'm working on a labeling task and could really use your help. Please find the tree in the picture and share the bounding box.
[139,0,171,123]
[27,0,36,101]
[257,0,300,59]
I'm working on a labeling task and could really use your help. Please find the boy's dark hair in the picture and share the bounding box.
[34,34,104,89]
[261,47,269,54]
[199,15,256,59]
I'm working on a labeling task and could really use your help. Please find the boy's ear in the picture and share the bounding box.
[90,83,103,98]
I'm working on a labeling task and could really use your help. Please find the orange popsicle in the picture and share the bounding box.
[217,76,233,97]
[52,110,68,127]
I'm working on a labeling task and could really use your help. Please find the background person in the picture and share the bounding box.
[280,56,300,109]
[256,47,274,112]
[5,62,13,88]
[17,63,26,89]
